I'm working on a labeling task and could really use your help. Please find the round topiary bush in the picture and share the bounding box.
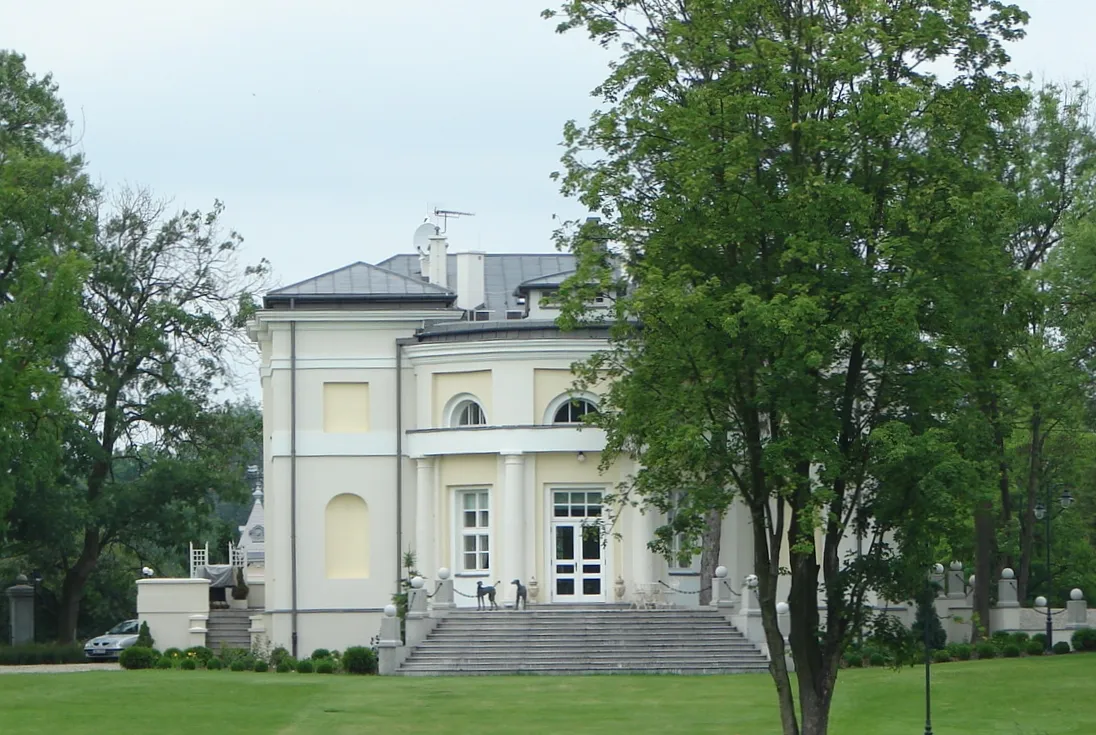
[315,660,335,674]
[254,660,269,672]
[1010,632,1030,645]
[843,651,863,668]
[155,656,173,669]
[180,658,197,670]
[230,659,248,672]
[1025,640,1045,656]
[947,643,972,661]
[119,646,158,670]
[1032,633,1048,647]
[1053,640,1072,655]
[206,658,224,670]
[1002,644,1021,658]
[976,642,997,660]
[163,647,183,659]
[1071,628,1096,652]
[991,630,1011,645]
[342,646,378,675]
[276,661,293,673]
[311,648,331,660]
[932,649,951,663]
[184,646,214,666]
[296,659,314,674]
[868,652,887,667]
[270,646,291,667]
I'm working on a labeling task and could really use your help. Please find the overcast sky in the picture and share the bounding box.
[3,0,1093,292]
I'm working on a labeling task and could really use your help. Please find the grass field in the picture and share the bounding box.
[0,656,1092,734]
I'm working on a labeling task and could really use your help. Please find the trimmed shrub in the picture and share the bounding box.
[342,646,378,675]
[1002,644,1021,658]
[1071,628,1096,652]
[932,649,951,663]
[119,646,157,670]
[946,643,972,661]
[311,648,332,660]
[155,656,173,669]
[180,658,197,670]
[254,660,269,672]
[990,630,1011,647]
[270,646,291,667]
[975,642,997,660]
[316,660,335,674]
[1032,633,1048,647]
[868,652,887,667]
[136,621,154,649]
[843,651,863,668]
[1025,641,1045,656]
[206,657,224,670]
[184,646,214,666]
[230,659,248,671]
[296,658,314,674]
[163,647,183,659]
[1053,640,1072,655]
[219,647,250,666]
[0,643,85,666]
[276,661,293,674]
[1010,632,1030,645]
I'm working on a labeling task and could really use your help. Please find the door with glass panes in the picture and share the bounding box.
[550,489,606,602]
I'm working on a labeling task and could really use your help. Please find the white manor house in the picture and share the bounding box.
[238,225,763,655]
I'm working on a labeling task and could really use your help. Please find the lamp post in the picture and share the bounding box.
[1033,486,1074,653]
[923,564,943,735]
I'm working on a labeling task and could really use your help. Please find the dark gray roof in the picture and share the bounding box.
[377,253,576,316]
[266,261,454,304]
[515,269,576,293]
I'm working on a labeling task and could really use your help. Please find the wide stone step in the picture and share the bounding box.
[398,665,769,676]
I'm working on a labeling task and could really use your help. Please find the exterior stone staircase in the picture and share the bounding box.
[398,606,769,676]
[206,609,251,652]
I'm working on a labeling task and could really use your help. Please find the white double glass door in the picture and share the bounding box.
[550,490,605,603]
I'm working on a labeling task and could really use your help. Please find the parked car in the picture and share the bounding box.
[84,619,140,660]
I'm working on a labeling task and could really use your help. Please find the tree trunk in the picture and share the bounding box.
[973,499,994,641]
[56,527,101,643]
[698,508,723,606]
[1017,405,1042,603]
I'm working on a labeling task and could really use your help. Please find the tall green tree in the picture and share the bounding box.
[0,52,94,528]
[545,2,1028,733]
[45,188,265,641]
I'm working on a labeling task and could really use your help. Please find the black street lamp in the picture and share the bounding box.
[1033,486,1074,653]
[923,563,943,735]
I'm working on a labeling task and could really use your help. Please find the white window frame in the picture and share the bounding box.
[444,393,488,428]
[455,488,491,576]
[545,392,599,425]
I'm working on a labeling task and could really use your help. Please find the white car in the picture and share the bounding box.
[84,619,140,660]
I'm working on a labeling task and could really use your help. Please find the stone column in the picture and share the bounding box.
[631,507,657,586]
[991,568,1020,631]
[6,577,35,646]
[502,452,525,606]
[946,561,966,599]
[1066,588,1087,629]
[414,458,435,579]
[377,605,403,676]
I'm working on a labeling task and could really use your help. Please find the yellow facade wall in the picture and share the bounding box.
[322,382,370,433]
[533,369,576,425]
[324,493,370,579]
[432,370,493,427]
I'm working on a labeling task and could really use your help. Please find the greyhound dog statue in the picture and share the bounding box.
[512,579,528,610]
[476,580,500,610]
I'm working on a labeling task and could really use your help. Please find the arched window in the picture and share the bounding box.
[552,396,598,424]
[453,399,487,427]
[325,494,370,579]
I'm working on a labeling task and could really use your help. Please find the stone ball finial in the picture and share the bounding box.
[1035,595,1048,608]
[950,561,963,572]
[1071,588,1083,601]
[1001,568,1015,580]
[932,563,944,574]
[14,574,27,585]
[437,567,451,581]
[383,604,397,617]
[968,575,976,586]
[776,602,790,615]
[714,566,728,579]
[410,576,425,590]
[745,574,759,589]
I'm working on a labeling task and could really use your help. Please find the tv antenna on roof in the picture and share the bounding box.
[433,208,475,233]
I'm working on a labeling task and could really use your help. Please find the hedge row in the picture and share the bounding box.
[0,644,86,666]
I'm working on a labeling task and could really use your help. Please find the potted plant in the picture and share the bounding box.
[230,566,249,609]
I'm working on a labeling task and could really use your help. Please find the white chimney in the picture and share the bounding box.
[428,234,448,289]
[455,252,486,311]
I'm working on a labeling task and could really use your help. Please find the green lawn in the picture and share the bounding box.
[0,656,1092,734]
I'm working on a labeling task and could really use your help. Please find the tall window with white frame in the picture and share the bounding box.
[458,489,490,573]
[667,490,695,571]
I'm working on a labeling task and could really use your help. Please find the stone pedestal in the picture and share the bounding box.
[709,568,736,613]
[405,586,435,649]
[6,582,35,645]
[990,570,1020,632]
[1067,589,1087,629]
[946,562,966,599]
[377,610,403,676]
[430,578,454,613]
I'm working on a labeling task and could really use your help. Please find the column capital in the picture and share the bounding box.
[501,452,525,464]
[414,456,434,469]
